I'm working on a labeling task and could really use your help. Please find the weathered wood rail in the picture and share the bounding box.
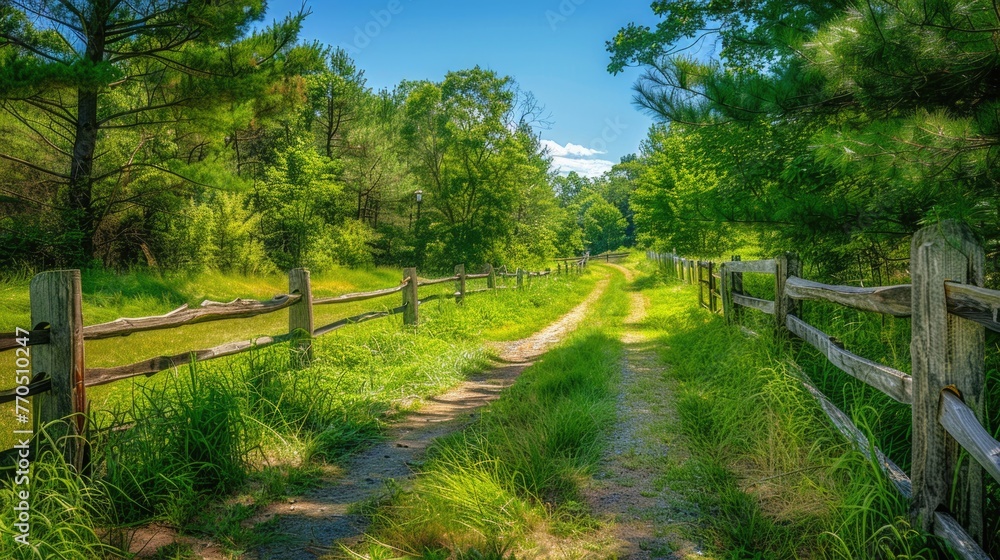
[647,220,999,559]
[0,260,566,467]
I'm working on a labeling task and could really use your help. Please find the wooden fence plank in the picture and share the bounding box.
[732,293,775,315]
[796,371,913,499]
[313,306,407,337]
[455,264,466,304]
[910,221,985,541]
[486,264,496,289]
[787,315,913,404]
[85,333,297,386]
[945,282,1000,333]
[721,262,733,324]
[417,275,460,287]
[313,284,405,306]
[934,512,993,560]
[724,259,777,274]
[939,390,1000,485]
[0,329,50,352]
[775,254,800,334]
[784,276,912,317]
[0,373,51,405]
[84,294,302,340]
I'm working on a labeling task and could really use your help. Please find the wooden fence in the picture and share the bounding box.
[554,253,591,274]
[0,261,565,468]
[648,221,998,560]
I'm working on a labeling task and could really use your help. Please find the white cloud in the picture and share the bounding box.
[550,155,615,178]
[541,139,614,178]
[540,139,605,158]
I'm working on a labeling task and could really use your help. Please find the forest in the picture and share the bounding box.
[610,0,1000,284]
[0,1,633,274]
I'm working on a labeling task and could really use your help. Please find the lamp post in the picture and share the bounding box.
[413,190,425,267]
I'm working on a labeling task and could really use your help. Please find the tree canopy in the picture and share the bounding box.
[610,0,1000,282]
[0,5,601,273]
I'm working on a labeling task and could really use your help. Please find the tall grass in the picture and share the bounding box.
[0,268,596,557]
[0,428,114,559]
[637,259,935,559]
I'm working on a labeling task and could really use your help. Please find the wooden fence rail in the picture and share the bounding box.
[0,260,563,468]
[648,220,998,559]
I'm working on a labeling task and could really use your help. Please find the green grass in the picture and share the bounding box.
[635,258,935,559]
[343,265,629,559]
[0,265,598,558]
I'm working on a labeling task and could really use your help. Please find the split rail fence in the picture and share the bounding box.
[0,261,574,469]
[649,221,999,560]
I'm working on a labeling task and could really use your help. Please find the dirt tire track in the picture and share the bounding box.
[581,263,703,559]
[247,273,612,560]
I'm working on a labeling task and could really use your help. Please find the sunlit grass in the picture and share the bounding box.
[344,266,628,558]
[0,265,598,558]
[637,257,936,559]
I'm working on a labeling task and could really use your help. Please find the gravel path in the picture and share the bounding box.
[247,274,612,560]
[580,263,704,559]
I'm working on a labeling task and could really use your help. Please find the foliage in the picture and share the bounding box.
[0,0,316,266]
[610,0,1000,280]
[401,67,564,271]
[0,5,584,272]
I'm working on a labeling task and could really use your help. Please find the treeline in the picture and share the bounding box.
[0,1,631,274]
[610,0,1000,284]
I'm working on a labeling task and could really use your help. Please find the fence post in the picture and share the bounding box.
[910,221,985,542]
[732,256,744,324]
[402,267,419,326]
[709,261,718,312]
[288,268,314,364]
[30,270,85,467]
[486,264,496,289]
[720,262,732,324]
[455,264,466,304]
[517,268,524,289]
[774,253,800,334]
[697,262,706,308]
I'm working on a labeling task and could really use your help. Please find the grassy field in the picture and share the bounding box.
[0,265,578,412]
[0,265,598,559]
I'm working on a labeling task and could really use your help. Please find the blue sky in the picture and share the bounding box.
[264,0,663,177]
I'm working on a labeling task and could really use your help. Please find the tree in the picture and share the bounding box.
[0,1,313,264]
[401,67,556,269]
[582,195,626,254]
[610,0,1000,281]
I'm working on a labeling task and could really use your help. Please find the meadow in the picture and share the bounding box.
[0,264,597,559]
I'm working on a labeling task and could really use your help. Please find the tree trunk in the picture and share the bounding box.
[67,14,107,265]
[68,86,99,263]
